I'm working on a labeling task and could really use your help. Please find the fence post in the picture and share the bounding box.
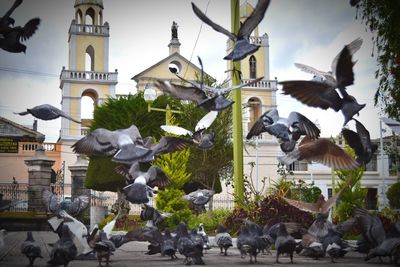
[69,155,90,222]
[24,145,55,212]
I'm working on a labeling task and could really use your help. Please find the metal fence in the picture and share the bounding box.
[0,183,235,214]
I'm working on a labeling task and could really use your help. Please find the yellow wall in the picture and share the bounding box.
[75,35,106,72]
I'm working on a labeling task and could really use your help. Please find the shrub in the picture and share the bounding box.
[387,182,400,208]
[98,213,144,232]
[187,209,231,233]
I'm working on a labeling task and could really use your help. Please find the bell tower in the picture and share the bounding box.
[59,0,118,189]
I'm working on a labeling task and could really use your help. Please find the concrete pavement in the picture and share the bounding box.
[0,231,388,267]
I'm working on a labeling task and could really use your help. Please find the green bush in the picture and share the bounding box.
[155,188,192,229]
[98,213,144,232]
[187,209,231,233]
[387,182,400,208]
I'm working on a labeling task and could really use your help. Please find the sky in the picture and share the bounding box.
[0,0,392,142]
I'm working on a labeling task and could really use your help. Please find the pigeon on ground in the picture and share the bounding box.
[116,163,170,204]
[215,224,233,256]
[246,109,320,152]
[20,231,43,266]
[279,38,365,126]
[237,223,261,263]
[322,228,351,263]
[364,237,400,263]
[192,0,270,61]
[161,110,218,150]
[175,222,205,265]
[307,213,334,242]
[72,124,150,164]
[278,136,360,171]
[93,231,115,267]
[47,224,78,267]
[275,223,297,263]
[42,189,89,218]
[197,223,211,251]
[182,189,214,213]
[140,204,171,227]
[342,119,378,166]
[15,104,79,123]
[299,239,325,260]
[354,207,386,250]
[0,0,22,34]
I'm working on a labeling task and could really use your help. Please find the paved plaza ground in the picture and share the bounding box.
[0,231,391,267]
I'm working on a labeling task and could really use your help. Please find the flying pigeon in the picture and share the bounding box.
[93,231,116,267]
[47,224,78,267]
[72,124,150,164]
[161,110,218,150]
[279,38,365,126]
[20,231,43,266]
[140,204,171,227]
[116,163,170,204]
[14,104,79,123]
[191,0,270,61]
[135,135,193,163]
[0,0,22,33]
[275,223,297,263]
[182,189,215,212]
[278,136,360,170]
[0,0,40,53]
[246,109,320,152]
[342,119,378,165]
[215,224,233,256]
[42,189,89,218]
[282,181,350,216]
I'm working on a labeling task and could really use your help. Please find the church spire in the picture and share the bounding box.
[168,21,181,55]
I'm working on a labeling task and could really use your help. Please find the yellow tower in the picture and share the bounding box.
[227,1,279,188]
[59,0,118,191]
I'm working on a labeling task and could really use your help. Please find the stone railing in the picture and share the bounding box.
[69,23,109,36]
[241,78,277,90]
[249,36,264,45]
[60,69,118,84]
[19,142,59,152]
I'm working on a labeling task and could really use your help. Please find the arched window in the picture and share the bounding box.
[85,8,95,25]
[76,9,83,24]
[249,55,257,79]
[247,97,261,133]
[98,10,103,25]
[81,89,98,120]
[85,45,95,72]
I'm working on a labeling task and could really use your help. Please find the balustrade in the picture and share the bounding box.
[60,70,118,83]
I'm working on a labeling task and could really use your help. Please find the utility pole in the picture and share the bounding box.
[231,0,244,205]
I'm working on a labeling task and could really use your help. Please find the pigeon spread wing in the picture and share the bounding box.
[147,166,171,189]
[287,112,320,140]
[195,110,218,131]
[151,136,193,156]
[282,197,321,213]
[294,63,332,80]
[155,79,207,105]
[246,109,276,139]
[238,0,270,38]
[191,2,235,41]
[341,128,364,157]
[161,125,193,136]
[72,128,116,156]
[20,18,41,41]
[279,80,341,110]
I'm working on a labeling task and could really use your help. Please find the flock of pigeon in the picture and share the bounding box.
[2,0,397,266]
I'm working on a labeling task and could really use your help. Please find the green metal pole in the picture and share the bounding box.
[231,0,244,205]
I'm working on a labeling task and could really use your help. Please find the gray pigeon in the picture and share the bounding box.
[182,189,214,213]
[354,207,386,249]
[72,125,150,163]
[237,224,261,263]
[215,224,233,256]
[116,163,171,204]
[140,204,171,227]
[175,222,205,265]
[246,109,320,152]
[342,119,378,165]
[275,223,297,263]
[42,189,89,218]
[15,104,79,123]
[322,228,351,263]
[365,237,400,263]
[93,231,115,267]
[191,0,270,61]
[279,38,365,126]
[47,224,78,267]
[20,231,43,266]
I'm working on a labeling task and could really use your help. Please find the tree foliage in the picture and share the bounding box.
[353,0,400,119]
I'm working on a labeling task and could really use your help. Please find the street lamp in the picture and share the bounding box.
[143,85,182,125]
[379,118,389,210]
